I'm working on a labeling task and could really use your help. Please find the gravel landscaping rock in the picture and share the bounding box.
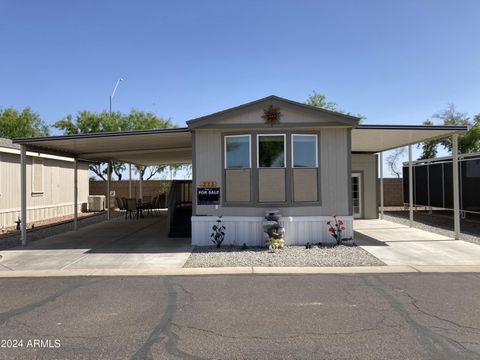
[184,245,385,268]
[384,211,480,245]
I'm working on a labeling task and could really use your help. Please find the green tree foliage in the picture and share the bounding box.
[0,107,49,139]
[305,91,365,120]
[305,91,339,111]
[418,120,439,160]
[54,110,175,180]
[418,104,479,159]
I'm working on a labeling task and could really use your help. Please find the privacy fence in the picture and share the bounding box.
[402,152,480,214]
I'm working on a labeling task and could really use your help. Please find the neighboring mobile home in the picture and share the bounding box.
[13,96,467,246]
[0,138,89,230]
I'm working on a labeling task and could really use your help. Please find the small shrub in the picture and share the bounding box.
[241,243,248,251]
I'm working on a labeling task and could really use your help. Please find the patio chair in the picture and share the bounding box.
[150,196,158,216]
[116,197,126,213]
[125,198,139,220]
[140,196,154,217]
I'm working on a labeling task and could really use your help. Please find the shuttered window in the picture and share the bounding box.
[32,158,44,194]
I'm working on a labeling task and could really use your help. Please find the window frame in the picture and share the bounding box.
[257,134,287,169]
[224,134,251,169]
[291,134,318,168]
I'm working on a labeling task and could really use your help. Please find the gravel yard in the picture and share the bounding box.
[384,210,480,245]
[184,245,385,268]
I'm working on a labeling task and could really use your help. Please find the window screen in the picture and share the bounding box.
[258,135,285,168]
[225,135,250,169]
[292,135,317,168]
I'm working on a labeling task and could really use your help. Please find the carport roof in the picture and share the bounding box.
[13,124,468,164]
[13,128,192,166]
[352,124,467,152]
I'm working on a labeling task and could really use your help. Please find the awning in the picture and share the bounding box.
[13,124,468,165]
[13,128,192,166]
[351,125,467,152]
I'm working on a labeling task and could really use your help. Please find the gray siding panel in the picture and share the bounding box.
[352,153,378,219]
[194,127,350,217]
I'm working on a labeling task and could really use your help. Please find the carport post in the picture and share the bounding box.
[408,144,413,227]
[128,163,132,198]
[73,157,78,231]
[139,166,143,200]
[20,145,27,246]
[107,162,111,220]
[452,134,460,240]
[379,151,384,220]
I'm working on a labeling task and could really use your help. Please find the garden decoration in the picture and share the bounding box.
[210,216,226,248]
[263,209,285,251]
[326,214,355,246]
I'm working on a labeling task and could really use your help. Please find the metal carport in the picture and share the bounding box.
[14,128,192,245]
[14,123,467,245]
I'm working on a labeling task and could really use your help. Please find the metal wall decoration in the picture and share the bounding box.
[262,105,282,126]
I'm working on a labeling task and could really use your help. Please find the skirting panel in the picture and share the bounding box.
[0,203,82,229]
[191,216,354,247]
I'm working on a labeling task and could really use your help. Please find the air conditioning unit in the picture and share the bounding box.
[88,195,106,212]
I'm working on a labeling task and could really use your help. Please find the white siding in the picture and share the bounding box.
[192,215,354,246]
[0,152,89,229]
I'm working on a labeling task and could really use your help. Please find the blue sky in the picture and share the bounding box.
[1,0,479,176]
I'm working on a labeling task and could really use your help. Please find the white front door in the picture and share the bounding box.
[352,173,362,218]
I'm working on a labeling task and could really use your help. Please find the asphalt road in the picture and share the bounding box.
[0,274,480,359]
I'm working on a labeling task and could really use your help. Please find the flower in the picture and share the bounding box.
[332,213,337,218]
[338,220,344,225]
[328,227,335,233]
[341,226,345,230]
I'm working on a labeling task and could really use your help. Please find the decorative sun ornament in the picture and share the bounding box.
[262,105,282,126]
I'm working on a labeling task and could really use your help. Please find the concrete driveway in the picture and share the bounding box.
[0,215,192,271]
[355,219,480,266]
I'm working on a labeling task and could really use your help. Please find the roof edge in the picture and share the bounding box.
[186,95,361,129]
[13,127,190,144]
[356,124,468,131]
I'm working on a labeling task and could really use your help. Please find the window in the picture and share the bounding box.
[225,135,251,168]
[292,134,317,168]
[258,135,285,168]
[32,158,44,194]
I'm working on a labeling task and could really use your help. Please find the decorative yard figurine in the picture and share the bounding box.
[210,216,226,248]
[326,214,355,246]
[263,209,285,251]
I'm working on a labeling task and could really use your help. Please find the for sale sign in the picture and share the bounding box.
[197,187,220,205]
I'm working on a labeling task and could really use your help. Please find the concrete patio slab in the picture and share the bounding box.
[0,215,192,271]
[355,219,480,266]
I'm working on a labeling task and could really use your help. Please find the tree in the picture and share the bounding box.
[417,120,440,160]
[54,110,175,180]
[0,107,49,139]
[417,104,479,159]
[305,91,365,120]
[305,91,339,111]
[386,147,406,178]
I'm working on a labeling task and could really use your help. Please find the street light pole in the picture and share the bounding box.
[109,77,124,114]
[107,77,123,218]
